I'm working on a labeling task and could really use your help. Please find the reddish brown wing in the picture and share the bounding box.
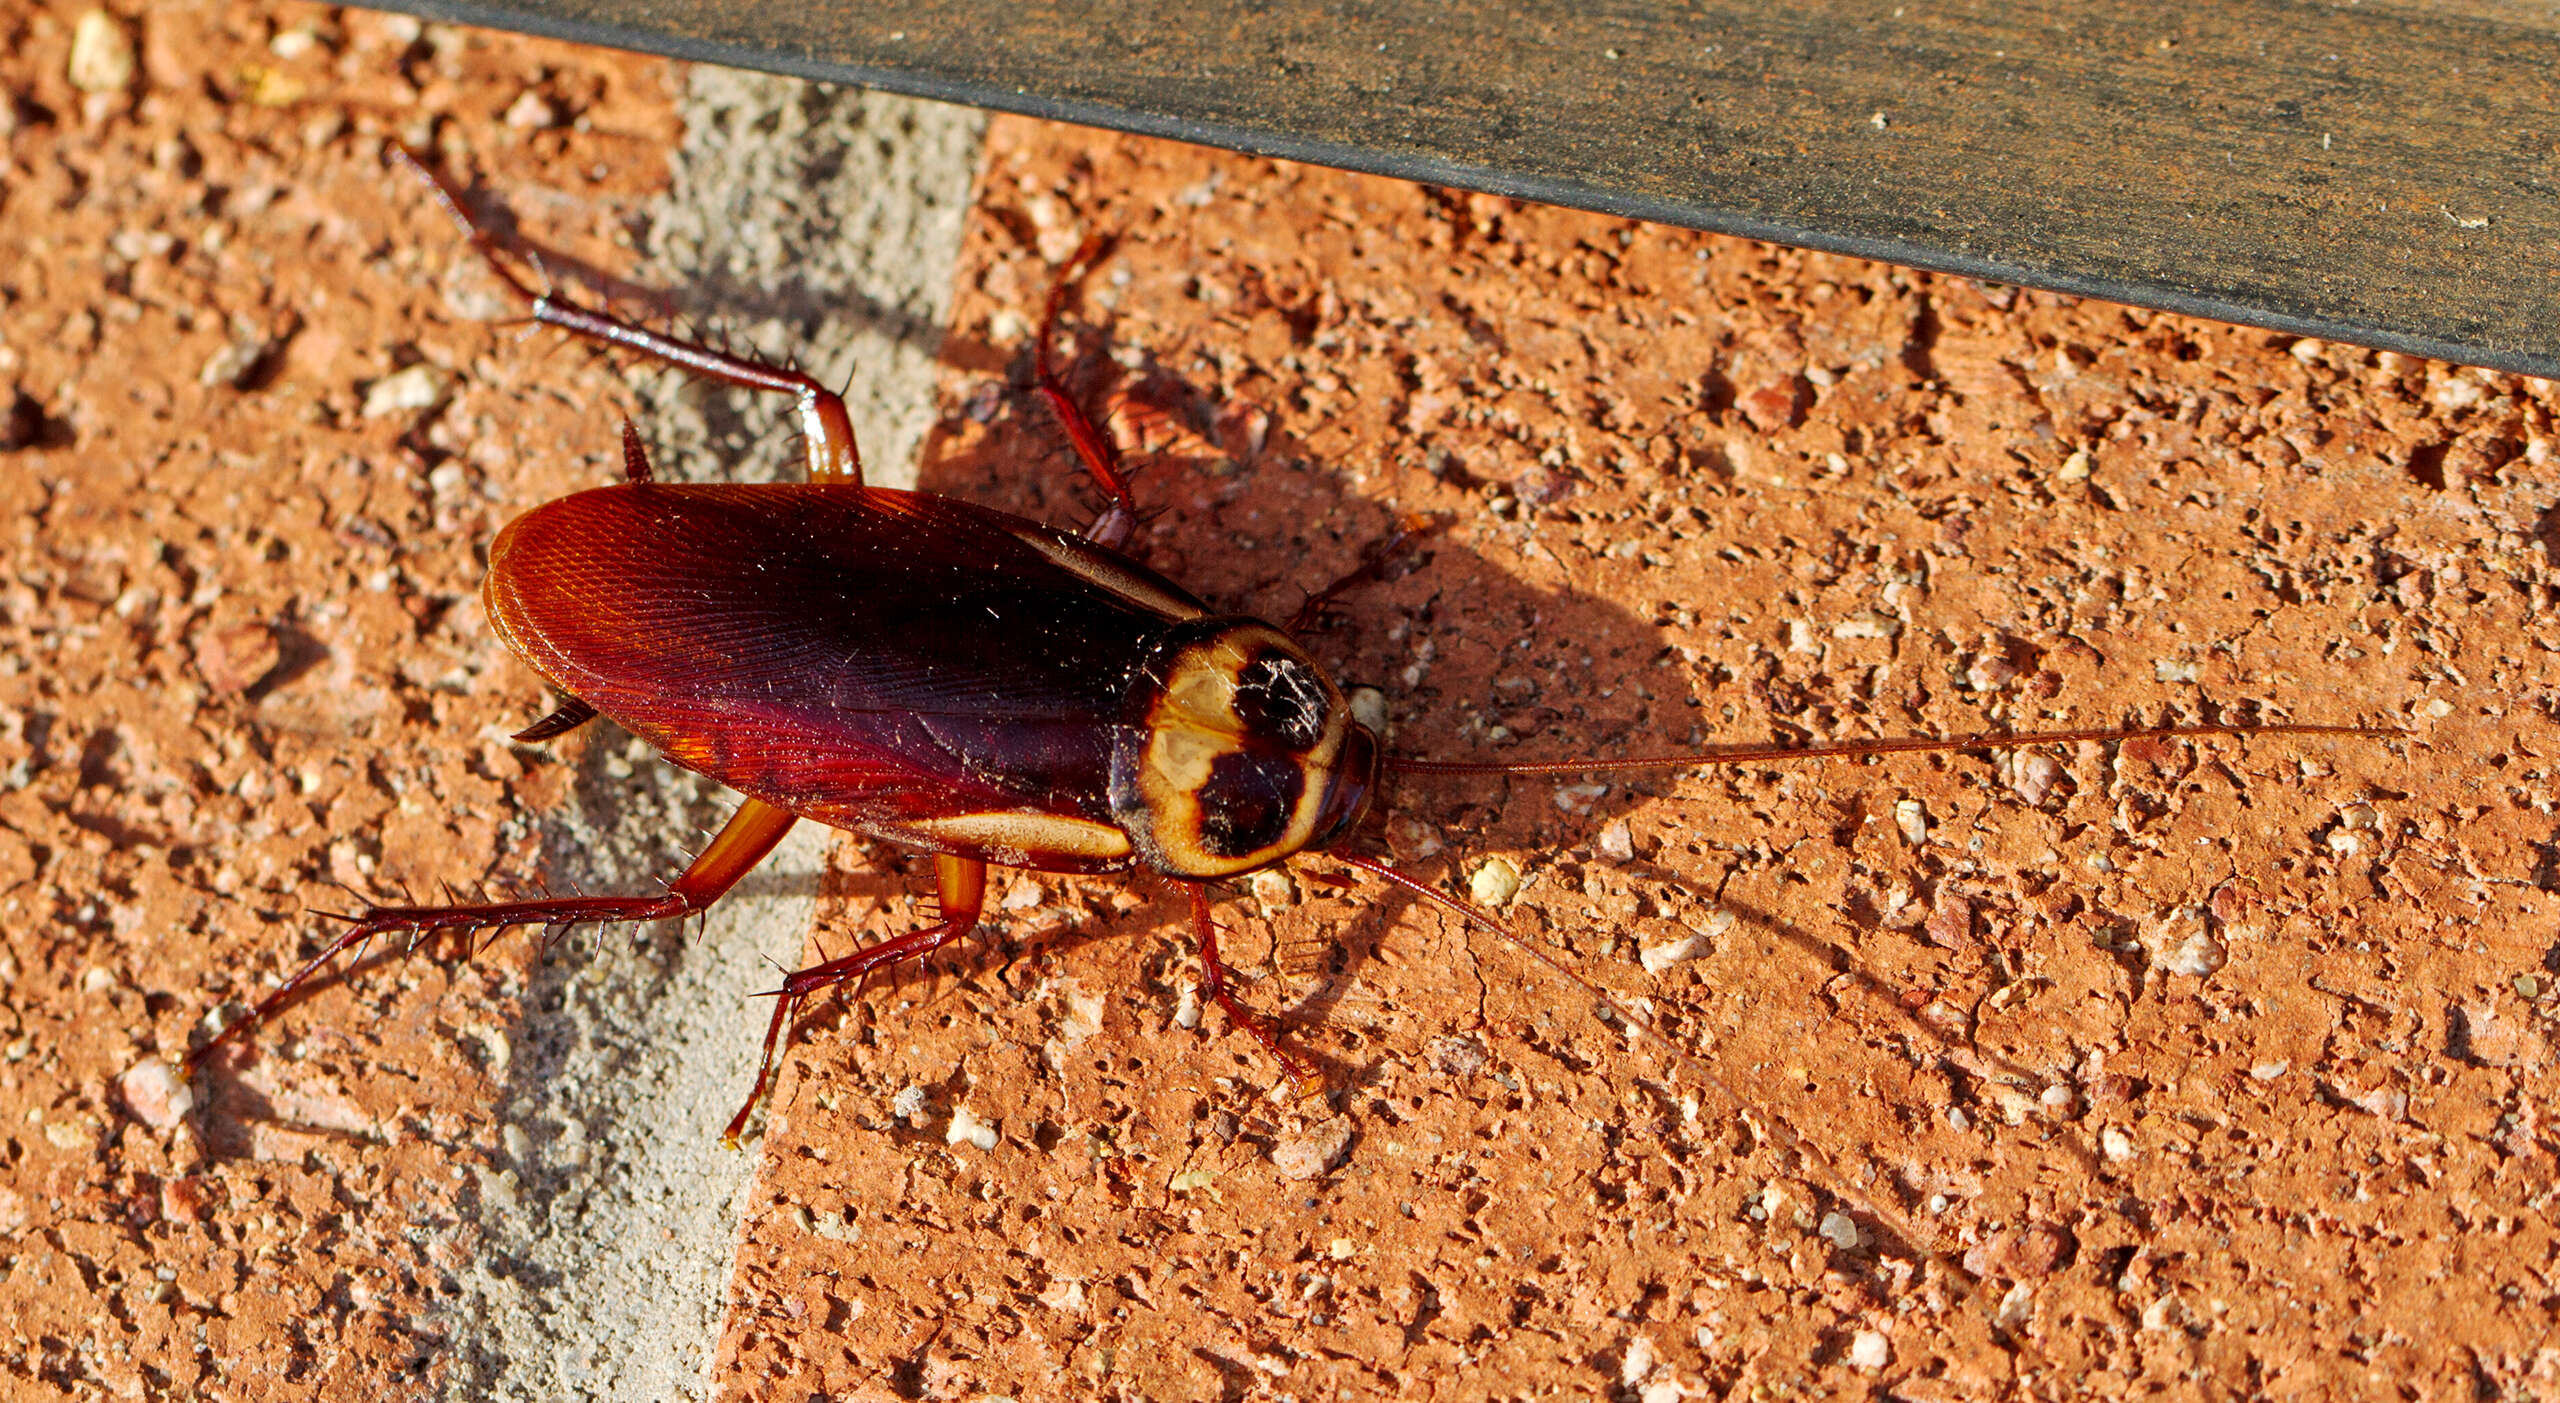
[485,484,1208,864]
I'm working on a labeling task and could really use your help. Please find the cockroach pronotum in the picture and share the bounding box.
[192,150,2392,1170]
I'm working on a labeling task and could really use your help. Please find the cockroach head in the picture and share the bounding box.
[1112,619,1380,878]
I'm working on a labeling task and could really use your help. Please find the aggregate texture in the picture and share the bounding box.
[0,5,988,1396]
[1,6,682,1397]
[4,6,2559,1402]
[712,120,2559,1400]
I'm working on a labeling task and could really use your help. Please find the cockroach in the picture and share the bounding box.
[192,151,2391,1162]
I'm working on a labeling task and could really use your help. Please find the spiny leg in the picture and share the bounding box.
[393,146,862,484]
[193,798,799,1069]
[1286,512,1437,635]
[1187,883,1323,1095]
[1032,235,1143,548]
[511,695,598,743]
[726,854,989,1144]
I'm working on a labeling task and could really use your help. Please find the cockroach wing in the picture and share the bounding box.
[485,484,1209,866]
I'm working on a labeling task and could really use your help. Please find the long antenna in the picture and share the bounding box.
[1384,720,2399,777]
[1329,850,1649,1036]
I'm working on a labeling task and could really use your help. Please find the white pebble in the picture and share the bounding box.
[1469,856,1522,907]
[68,10,135,93]
[1817,1211,1861,1250]
[1596,819,1635,861]
[118,1059,195,1130]
[946,1105,999,1151]
[361,363,452,418]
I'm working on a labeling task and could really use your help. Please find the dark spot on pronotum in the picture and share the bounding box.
[1234,648,1327,750]
[1195,748,1304,857]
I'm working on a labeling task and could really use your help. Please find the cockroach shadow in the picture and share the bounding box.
[910,312,1680,1087]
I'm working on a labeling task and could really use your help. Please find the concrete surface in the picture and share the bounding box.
[435,68,984,1403]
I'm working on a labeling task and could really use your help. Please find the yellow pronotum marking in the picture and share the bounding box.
[1133,624,1346,878]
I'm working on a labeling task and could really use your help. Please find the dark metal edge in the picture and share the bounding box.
[387,0,2559,381]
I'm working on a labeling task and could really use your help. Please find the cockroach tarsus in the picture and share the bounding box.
[195,153,2395,1270]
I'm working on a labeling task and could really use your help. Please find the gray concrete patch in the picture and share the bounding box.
[438,70,985,1403]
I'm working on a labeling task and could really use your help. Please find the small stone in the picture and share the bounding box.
[999,876,1043,911]
[503,89,560,130]
[1847,1330,1890,1370]
[119,1059,196,1129]
[1468,855,1521,907]
[1817,1211,1861,1250]
[1894,798,1929,846]
[1994,1282,2034,1330]
[44,1118,96,1152]
[361,363,452,418]
[269,22,320,59]
[1620,1333,1659,1387]
[1595,819,1635,862]
[2350,1084,2409,1120]
[1639,930,1706,975]
[1551,781,1607,815]
[1427,1034,1487,1077]
[1830,610,1899,639]
[1248,867,1295,911]
[2008,751,2061,806]
[1348,685,1388,735]
[1967,650,2020,690]
[193,621,280,694]
[1389,816,1443,860]
[1270,1116,1353,1180]
[68,10,135,94]
[199,334,269,389]
[945,1105,998,1151]
[2155,923,2226,978]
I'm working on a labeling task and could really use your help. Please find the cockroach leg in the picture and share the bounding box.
[511,695,598,743]
[618,418,653,482]
[724,854,989,1145]
[1186,884,1322,1094]
[1031,233,1142,548]
[192,798,800,1073]
[392,146,863,485]
[1287,512,1438,635]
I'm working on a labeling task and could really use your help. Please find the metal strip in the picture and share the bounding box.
[385,0,2560,379]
